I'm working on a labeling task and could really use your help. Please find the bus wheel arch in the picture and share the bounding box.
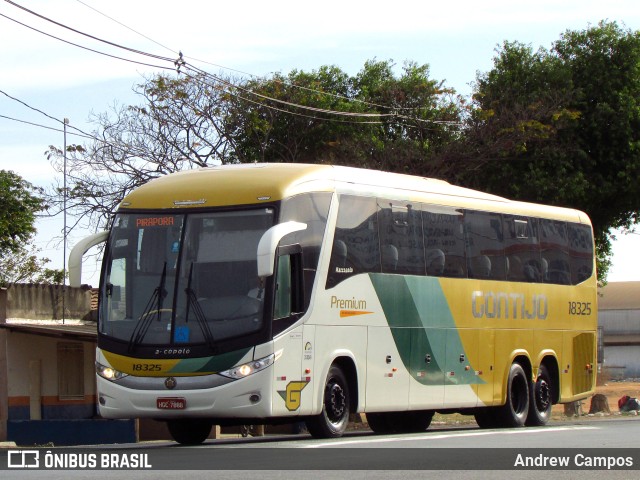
[331,356,359,414]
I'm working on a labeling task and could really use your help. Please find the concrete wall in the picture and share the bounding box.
[5,283,96,321]
[6,331,97,420]
[602,345,640,379]
[599,309,640,335]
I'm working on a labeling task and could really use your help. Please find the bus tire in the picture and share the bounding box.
[167,419,212,445]
[494,363,530,428]
[474,408,497,429]
[526,364,553,426]
[397,410,434,433]
[367,411,433,434]
[366,412,392,433]
[306,365,350,438]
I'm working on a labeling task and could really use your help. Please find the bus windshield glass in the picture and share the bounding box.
[100,208,275,349]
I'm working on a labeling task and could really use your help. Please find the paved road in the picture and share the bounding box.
[4,419,639,479]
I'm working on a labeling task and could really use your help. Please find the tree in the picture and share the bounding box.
[0,170,62,286]
[0,170,43,252]
[45,71,243,231]
[46,60,464,231]
[444,21,640,279]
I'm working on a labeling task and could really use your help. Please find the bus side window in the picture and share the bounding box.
[504,216,542,283]
[326,195,380,288]
[540,219,570,285]
[280,192,332,307]
[567,223,594,284]
[422,206,466,278]
[465,210,506,281]
[274,254,292,320]
[273,248,304,335]
[378,201,425,276]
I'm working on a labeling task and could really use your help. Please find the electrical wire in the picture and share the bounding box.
[0,12,175,72]
[72,0,449,115]
[0,113,93,139]
[5,0,461,126]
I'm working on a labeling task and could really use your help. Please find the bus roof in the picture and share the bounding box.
[118,163,590,224]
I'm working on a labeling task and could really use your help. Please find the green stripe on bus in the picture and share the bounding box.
[370,274,482,386]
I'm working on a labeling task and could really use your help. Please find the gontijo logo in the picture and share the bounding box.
[330,295,373,318]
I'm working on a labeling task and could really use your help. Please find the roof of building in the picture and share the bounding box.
[598,281,640,310]
[0,321,97,342]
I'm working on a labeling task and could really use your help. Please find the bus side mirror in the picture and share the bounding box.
[68,231,109,287]
[257,221,307,278]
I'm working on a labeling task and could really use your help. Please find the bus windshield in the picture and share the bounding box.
[100,208,275,349]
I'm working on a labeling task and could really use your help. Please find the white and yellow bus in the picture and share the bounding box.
[70,163,597,444]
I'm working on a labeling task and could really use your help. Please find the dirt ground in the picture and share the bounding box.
[551,380,640,417]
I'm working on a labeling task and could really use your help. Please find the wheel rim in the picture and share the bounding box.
[535,378,551,412]
[326,380,346,424]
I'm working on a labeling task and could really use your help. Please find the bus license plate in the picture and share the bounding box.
[157,397,186,410]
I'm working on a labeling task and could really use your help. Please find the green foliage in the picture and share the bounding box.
[0,170,61,287]
[0,170,44,254]
[449,21,640,281]
[226,59,463,175]
[0,245,64,287]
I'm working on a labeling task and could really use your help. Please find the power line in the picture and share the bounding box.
[5,0,459,126]
[4,0,176,64]
[0,113,93,139]
[74,0,178,56]
[72,0,447,115]
[0,11,175,72]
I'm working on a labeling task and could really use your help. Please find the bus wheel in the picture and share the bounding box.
[526,364,553,426]
[367,411,433,434]
[167,419,212,445]
[394,410,433,433]
[306,365,350,438]
[494,363,530,428]
[474,408,497,429]
[366,412,392,434]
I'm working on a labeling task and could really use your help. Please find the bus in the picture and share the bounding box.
[69,163,597,444]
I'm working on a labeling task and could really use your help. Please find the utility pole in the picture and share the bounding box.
[63,118,69,324]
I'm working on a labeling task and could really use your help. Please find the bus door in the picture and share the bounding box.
[271,248,313,416]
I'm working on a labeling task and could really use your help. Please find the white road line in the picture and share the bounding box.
[302,425,600,448]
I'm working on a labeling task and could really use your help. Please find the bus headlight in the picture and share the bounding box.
[219,354,275,379]
[96,362,128,381]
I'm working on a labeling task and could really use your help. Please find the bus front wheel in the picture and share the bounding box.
[167,419,212,445]
[306,365,350,438]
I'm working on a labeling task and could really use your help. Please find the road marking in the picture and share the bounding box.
[302,425,599,448]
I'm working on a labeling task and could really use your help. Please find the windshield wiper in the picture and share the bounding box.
[184,262,216,349]
[128,262,167,352]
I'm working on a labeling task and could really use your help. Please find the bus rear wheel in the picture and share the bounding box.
[306,365,350,438]
[167,419,212,445]
[493,362,530,428]
[526,364,553,426]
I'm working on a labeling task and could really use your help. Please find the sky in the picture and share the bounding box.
[1,0,639,286]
